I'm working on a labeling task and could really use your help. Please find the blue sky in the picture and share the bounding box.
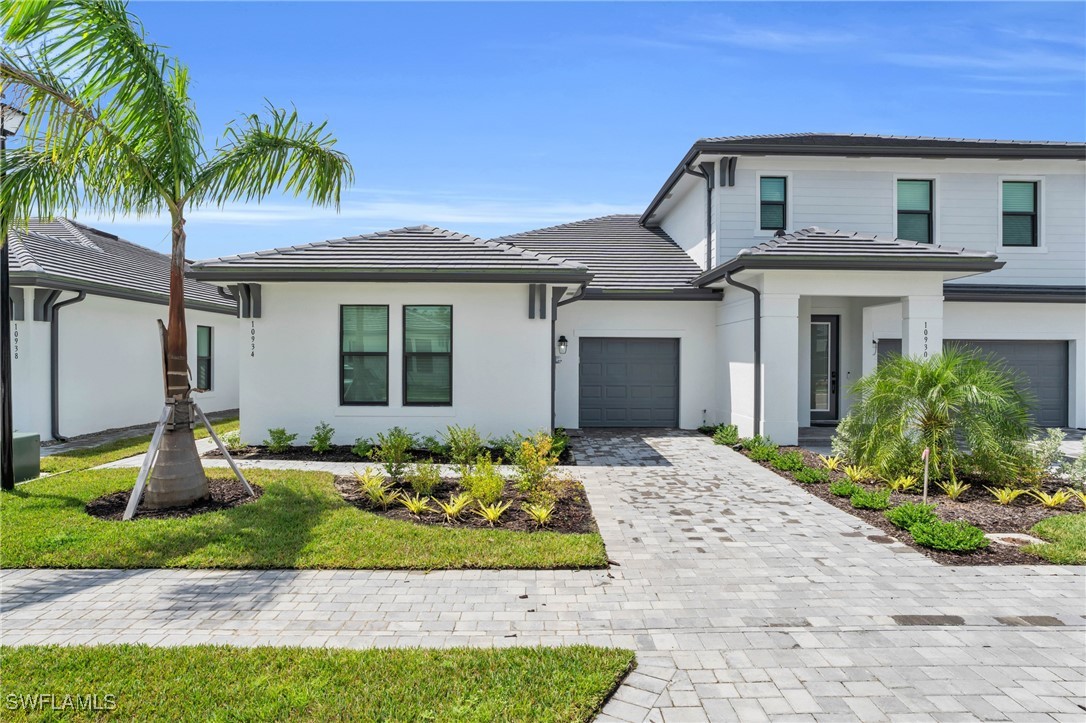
[84,1,1085,260]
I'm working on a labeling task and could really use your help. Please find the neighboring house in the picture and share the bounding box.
[8,218,239,440]
[189,133,1085,446]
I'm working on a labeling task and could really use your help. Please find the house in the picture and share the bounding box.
[188,134,1085,446]
[8,218,239,440]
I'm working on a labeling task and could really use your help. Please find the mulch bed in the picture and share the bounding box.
[207,445,576,466]
[86,479,263,521]
[334,476,598,534]
[739,444,1078,566]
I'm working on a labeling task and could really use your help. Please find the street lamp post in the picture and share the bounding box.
[1,102,27,491]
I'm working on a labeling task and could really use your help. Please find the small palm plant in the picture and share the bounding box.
[987,487,1027,505]
[400,494,433,517]
[1029,489,1073,509]
[818,454,843,471]
[435,493,472,523]
[936,479,970,501]
[887,475,919,493]
[476,500,511,526]
[843,465,873,484]
[522,502,555,527]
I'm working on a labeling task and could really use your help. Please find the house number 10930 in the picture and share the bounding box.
[923,321,929,358]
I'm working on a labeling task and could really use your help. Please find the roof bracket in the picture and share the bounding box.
[9,288,24,321]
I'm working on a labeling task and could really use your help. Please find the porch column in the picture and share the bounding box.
[901,295,943,360]
[761,293,800,445]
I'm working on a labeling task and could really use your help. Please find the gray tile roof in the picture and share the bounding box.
[697,227,1004,283]
[7,218,234,313]
[188,225,590,283]
[493,215,709,296]
[700,132,1086,151]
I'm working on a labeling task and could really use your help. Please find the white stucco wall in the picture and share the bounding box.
[658,180,712,271]
[553,299,718,429]
[11,287,239,440]
[236,282,554,445]
[716,290,756,436]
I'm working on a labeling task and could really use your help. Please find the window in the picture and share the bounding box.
[1003,181,1038,247]
[403,305,452,406]
[759,176,787,231]
[897,180,933,244]
[341,305,389,405]
[196,326,212,390]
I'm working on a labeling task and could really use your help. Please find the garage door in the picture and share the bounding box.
[579,338,679,427]
[876,338,1068,427]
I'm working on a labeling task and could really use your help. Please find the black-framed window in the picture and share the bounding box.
[403,305,452,406]
[897,179,933,244]
[341,305,389,405]
[196,326,212,390]
[759,176,787,231]
[1002,181,1038,247]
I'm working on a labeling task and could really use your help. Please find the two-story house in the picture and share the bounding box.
[188,134,1085,446]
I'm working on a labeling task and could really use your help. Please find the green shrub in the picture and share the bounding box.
[351,437,374,459]
[794,467,829,484]
[444,425,485,466]
[712,424,739,446]
[772,450,804,472]
[407,461,442,496]
[738,435,773,451]
[419,435,449,458]
[829,479,861,497]
[309,421,335,454]
[551,428,570,458]
[748,442,779,462]
[264,428,297,453]
[884,502,939,530]
[850,488,892,510]
[910,520,989,552]
[371,427,415,482]
[513,432,560,495]
[461,453,505,505]
[219,429,244,452]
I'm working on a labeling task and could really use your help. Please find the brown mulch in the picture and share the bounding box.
[86,479,263,521]
[738,444,1078,566]
[207,445,576,466]
[334,476,598,534]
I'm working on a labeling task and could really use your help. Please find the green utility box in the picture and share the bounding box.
[13,432,40,483]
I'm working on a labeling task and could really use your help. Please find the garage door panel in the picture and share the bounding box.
[579,337,679,428]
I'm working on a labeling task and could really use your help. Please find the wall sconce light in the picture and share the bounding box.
[557,335,568,355]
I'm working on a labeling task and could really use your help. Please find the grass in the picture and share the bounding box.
[38,417,240,475]
[0,468,608,569]
[1024,513,1086,565]
[0,644,634,722]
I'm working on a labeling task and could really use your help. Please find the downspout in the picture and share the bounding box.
[722,273,761,437]
[683,161,716,271]
[549,285,569,432]
[50,291,87,441]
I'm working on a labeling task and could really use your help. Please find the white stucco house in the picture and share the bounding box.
[187,134,1085,446]
[8,218,239,440]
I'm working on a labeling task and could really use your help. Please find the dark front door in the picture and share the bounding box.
[810,315,839,422]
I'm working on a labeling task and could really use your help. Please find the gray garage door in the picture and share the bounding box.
[579,337,679,427]
[876,338,1069,427]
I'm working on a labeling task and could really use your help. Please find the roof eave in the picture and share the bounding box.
[186,268,594,284]
[695,257,1006,286]
[10,271,236,315]
[582,287,722,301]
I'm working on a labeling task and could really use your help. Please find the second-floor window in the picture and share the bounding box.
[196,326,212,390]
[759,176,787,231]
[897,180,933,244]
[341,305,389,405]
[1002,181,1038,247]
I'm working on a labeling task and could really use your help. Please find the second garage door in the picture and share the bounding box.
[579,337,679,427]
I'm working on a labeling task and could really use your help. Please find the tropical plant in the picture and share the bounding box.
[936,479,970,501]
[829,480,862,498]
[476,500,511,525]
[219,429,244,452]
[1028,488,1073,509]
[309,421,335,455]
[1072,489,1086,509]
[817,454,843,471]
[406,461,441,497]
[351,437,374,459]
[843,465,873,484]
[354,470,399,510]
[837,350,1033,484]
[461,453,505,505]
[850,488,891,510]
[264,428,297,454]
[371,427,415,482]
[887,475,919,493]
[712,424,739,446]
[910,520,989,552]
[353,466,385,492]
[551,428,570,459]
[884,502,939,530]
[443,425,484,465]
[987,487,1027,505]
[0,1,352,508]
[771,450,805,472]
[794,467,829,484]
[400,493,432,517]
[522,501,555,527]
[435,493,472,522]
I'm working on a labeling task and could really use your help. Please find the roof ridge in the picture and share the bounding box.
[5,230,46,272]
[57,217,105,251]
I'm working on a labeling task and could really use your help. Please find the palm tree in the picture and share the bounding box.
[836,348,1034,484]
[0,0,354,507]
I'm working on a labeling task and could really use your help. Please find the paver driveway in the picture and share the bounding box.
[3,430,1084,721]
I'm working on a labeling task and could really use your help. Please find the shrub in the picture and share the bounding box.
[371,427,415,482]
[353,466,384,491]
[419,435,449,458]
[444,425,484,465]
[264,428,297,453]
[885,502,939,530]
[748,442,779,462]
[551,428,570,459]
[513,432,560,497]
[475,500,511,526]
[436,493,472,522]
[987,487,1027,505]
[309,421,335,454]
[461,453,505,505]
[1028,488,1073,509]
[829,479,861,497]
[354,471,399,510]
[697,424,717,436]
[887,475,919,493]
[351,437,374,459]
[850,487,891,510]
[772,450,805,472]
[1017,428,1066,485]
[794,467,829,484]
[522,501,555,527]
[843,465,874,483]
[712,424,739,446]
[910,520,989,552]
[219,429,244,452]
[400,493,433,517]
[817,454,843,471]
[407,461,442,497]
[936,479,970,501]
[738,435,773,451]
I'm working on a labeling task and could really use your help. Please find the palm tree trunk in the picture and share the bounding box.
[144,208,208,509]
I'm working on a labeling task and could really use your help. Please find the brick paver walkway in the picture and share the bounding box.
[3,430,1084,721]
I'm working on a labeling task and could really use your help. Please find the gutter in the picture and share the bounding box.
[721,273,761,438]
[49,291,87,441]
[694,256,1005,286]
[557,282,588,307]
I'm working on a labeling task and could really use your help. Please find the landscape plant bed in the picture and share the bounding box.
[86,479,263,521]
[335,476,598,534]
[206,444,576,465]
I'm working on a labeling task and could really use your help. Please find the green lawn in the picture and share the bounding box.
[0,468,607,569]
[0,644,634,722]
[38,417,240,475]
[1025,513,1086,565]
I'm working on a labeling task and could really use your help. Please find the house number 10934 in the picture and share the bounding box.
[250,320,256,358]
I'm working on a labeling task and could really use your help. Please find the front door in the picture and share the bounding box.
[810,315,839,422]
